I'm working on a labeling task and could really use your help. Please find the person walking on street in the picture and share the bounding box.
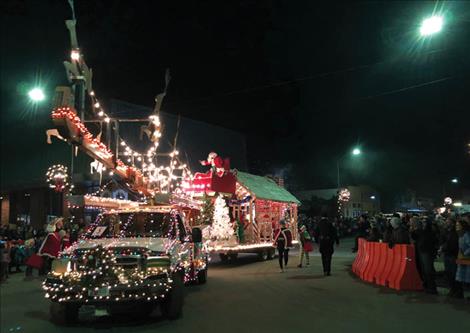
[297,225,313,268]
[273,219,293,272]
[316,216,339,276]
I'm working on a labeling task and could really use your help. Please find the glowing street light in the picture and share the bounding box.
[451,178,458,184]
[420,15,443,36]
[352,148,361,156]
[28,87,45,102]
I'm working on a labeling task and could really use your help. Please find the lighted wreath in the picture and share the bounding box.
[338,189,351,202]
[46,164,70,192]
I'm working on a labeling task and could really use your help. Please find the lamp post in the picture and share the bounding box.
[337,147,361,189]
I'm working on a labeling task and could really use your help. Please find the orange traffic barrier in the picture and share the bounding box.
[388,244,423,291]
[363,242,383,282]
[361,241,375,280]
[352,239,423,291]
[375,244,392,286]
[352,238,365,274]
[357,238,369,279]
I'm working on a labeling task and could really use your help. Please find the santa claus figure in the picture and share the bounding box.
[200,152,229,177]
[38,218,63,259]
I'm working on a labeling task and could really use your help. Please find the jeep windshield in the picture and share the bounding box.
[87,212,172,239]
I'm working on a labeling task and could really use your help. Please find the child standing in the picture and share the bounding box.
[298,225,313,268]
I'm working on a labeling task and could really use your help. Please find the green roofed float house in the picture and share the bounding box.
[185,167,300,262]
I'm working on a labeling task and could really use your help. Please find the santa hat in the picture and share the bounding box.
[390,217,401,229]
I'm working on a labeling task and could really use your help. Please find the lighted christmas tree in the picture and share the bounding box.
[210,195,234,241]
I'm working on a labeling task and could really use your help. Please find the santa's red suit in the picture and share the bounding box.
[38,231,62,258]
[199,152,230,177]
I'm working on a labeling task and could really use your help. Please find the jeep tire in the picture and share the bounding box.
[50,302,79,325]
[197,269,207,284]
[161,275,184,320]
[258,250,268,261]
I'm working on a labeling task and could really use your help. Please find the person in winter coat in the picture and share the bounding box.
[352,215,369,252]
[297,225,313,268]
[366,219,381,242]
[388,216,410,248]
[382,220,393,243]
[273,219,293,272]
[411,219,439,294]
[0,240,10,282]
[455,219,470,295]
[315,217,339,276]
[8,241,23,273]
[439,218,461,297]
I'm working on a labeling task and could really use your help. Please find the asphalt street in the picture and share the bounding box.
[1,238,469,333]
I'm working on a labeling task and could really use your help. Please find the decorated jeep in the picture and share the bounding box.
[43,206,207,324]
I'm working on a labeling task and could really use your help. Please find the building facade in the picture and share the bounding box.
[295,185,381,218]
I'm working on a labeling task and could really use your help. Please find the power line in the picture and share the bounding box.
[164,48,452,106]
[358,75,458,101]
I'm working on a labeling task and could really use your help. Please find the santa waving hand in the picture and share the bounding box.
[200,152,229,177]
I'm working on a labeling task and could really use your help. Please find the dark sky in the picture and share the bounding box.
[1,0,469,207]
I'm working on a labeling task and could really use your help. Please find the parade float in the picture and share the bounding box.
[42,2,299,325]
[183,163,300,261]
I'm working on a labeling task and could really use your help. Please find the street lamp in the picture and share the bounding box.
[420,15,443,36]
[337,147,362,189]
[352,148,361,156]
[451,178,458,184]
[28,87,45,102]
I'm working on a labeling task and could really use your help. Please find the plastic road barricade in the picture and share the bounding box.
[352,239,423,291]
[388,244,423,291]
[352,238,364,274]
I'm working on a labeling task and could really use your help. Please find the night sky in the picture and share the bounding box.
[1,0,469,208]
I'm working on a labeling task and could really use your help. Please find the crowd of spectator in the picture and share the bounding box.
[0,218,86,283]
[354,212,470,297]
[299,212,470,298]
